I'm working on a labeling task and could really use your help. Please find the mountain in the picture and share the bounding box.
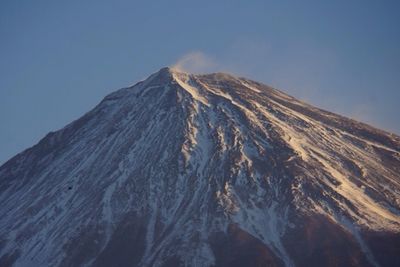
[1,67,400,267]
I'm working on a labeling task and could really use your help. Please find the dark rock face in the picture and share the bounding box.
[283,215,373,267]
[209,224,285,267]
[0,67,399,266]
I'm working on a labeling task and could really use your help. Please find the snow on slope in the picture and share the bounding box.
[0,67,400,267]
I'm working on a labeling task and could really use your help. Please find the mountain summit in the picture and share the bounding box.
[1,68,400,267]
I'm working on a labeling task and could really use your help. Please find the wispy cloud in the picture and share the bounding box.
[171,51,219,74]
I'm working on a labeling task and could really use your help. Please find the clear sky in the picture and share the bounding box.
[1,0,399,164]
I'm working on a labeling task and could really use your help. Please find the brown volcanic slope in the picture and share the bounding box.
[1,67,400,267]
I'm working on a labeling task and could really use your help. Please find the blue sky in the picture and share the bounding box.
[1,0,399,164]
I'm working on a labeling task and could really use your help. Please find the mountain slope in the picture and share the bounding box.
[1,67,400,267]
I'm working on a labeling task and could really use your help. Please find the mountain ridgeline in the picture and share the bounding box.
[1,67,400,266]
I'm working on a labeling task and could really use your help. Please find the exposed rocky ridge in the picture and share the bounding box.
[1,67,399,266]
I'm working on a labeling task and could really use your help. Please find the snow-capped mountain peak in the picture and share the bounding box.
[1,67,399,267]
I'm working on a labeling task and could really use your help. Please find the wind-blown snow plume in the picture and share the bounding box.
[171,51,218,74]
